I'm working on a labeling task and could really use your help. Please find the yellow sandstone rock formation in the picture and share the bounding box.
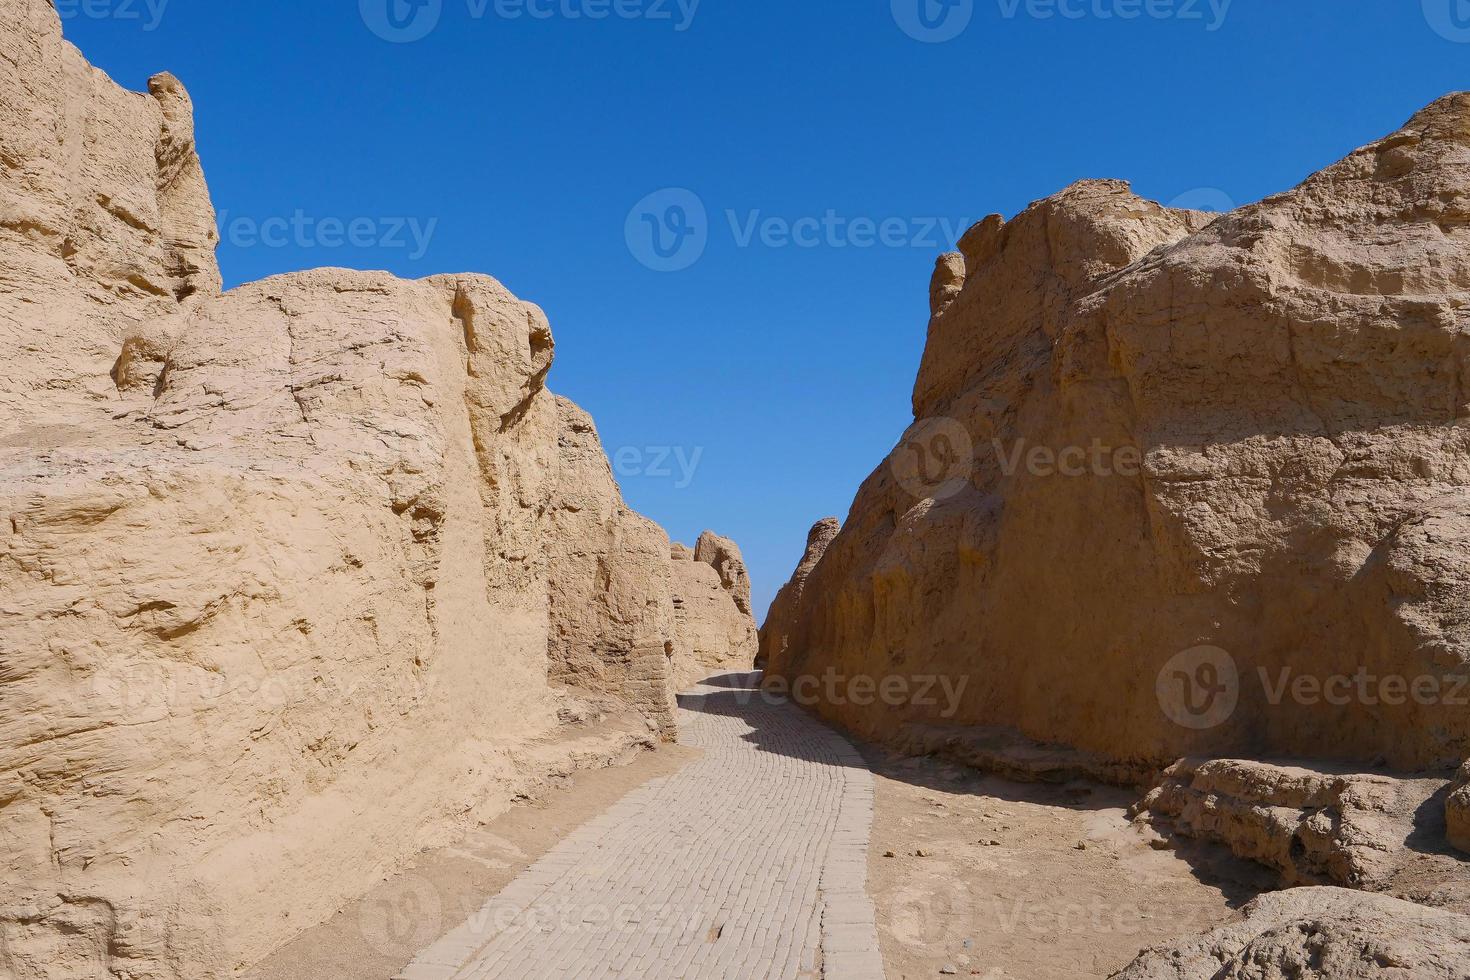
[766,96,1470,777]
[668,533,759,691]
[0,3,753,977]
[763,97,1470,898]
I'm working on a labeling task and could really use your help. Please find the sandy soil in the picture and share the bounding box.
[864,750,1276,980]
[245,718,701,980]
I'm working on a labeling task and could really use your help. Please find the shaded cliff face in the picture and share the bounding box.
[0,3,753,977]
[757,517,840,668]
[766,95,1470,774]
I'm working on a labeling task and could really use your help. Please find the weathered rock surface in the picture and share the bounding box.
[668,535,759,691]
[1111,887,1470,980]
[543,397,683,735]
[757,517,839,668]
[764,94,1470,774]
[1136,759,1463,897]
[0,4,754,978]
[1450,761,1470,855]
[692,530,753,616]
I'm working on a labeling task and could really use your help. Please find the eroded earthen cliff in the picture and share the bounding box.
[766,96,1470,776]
[0,3,753,976]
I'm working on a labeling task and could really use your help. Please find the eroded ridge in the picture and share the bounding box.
[398,672,884,980]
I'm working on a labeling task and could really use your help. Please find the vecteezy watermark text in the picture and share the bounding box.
[726,211,972,251]
[54,0,169,30]
[217,210,438,261]
[890,416,1148,501]
[892,0,1231,42]
[611,445,703,489]
[754,670,970,717]
[91,660,440,716]
[996,0,1232,30]
[360,876,709,958]
[992,438,1142,479]
[361,0,700,42]
[624,188,971,272]
[1157,645,1470,730]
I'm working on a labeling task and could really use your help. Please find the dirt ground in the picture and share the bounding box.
[864,750,1275,980]
[245,726,701,980]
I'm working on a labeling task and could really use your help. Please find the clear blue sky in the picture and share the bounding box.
[62,0,1467,621]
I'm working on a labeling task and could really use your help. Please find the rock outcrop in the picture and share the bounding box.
[1451,761,1470,855]
[1112,887,1470,980]
[764,94,1470,776]
[691,530,753,616]
[0,4,754,978]
[757,517,840,668]
[668,535,759,691]
[1135,759,1460,894]
[543,398,683,735]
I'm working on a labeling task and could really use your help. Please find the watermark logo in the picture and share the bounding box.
[892,0,975,42]
[1156,645,1239,730]
[889,879,974,955]
[891,417,976,501]
[91,662,171,716]
[359,874,443,956]
[1157,645,1470,730]
[54,0,170,31]
[626,188,708,272]
[889,420,1154,500]
[1424,0,1470,42]
[361,0,444,42]
[624,190,971,271]
[1168,187,1235,213]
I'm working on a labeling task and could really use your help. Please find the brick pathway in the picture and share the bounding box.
[397,672,885,980]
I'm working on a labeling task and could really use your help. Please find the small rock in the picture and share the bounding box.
[883,850,897,858]
[914,848,932,858]
[940,967,958,976]
[1074,842,1088,850]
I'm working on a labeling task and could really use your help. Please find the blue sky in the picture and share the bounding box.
[62,0,1468,620]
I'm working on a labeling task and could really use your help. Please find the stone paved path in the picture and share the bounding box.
[397,672,885,980]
